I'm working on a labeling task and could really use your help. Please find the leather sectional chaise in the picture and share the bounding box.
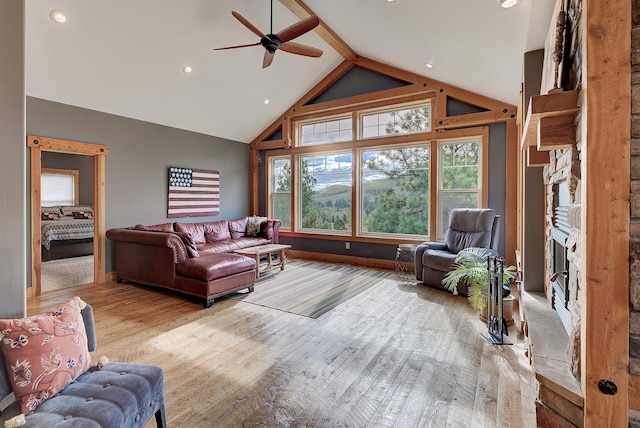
[106,216,281,307]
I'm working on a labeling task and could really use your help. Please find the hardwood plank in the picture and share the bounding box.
[26,263,534,427]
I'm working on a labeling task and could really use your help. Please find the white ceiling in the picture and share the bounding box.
[26,0,556,144]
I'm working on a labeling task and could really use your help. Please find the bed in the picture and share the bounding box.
[41,205,94,262]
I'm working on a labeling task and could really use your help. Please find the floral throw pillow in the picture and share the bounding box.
[246,216,267,237]
[41,212,61,221]
[0,297,91,415]
[72,211,94,219]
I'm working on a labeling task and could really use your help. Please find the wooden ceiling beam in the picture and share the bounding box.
[279,0,357,60]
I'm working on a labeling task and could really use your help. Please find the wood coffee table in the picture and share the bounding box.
[234,244,292,279]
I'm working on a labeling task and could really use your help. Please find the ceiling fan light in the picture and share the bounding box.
[498,0,522,8]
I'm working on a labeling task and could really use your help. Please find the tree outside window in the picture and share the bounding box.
[361,146,429,236]
[439,140,481,236]
[299,153,352,232]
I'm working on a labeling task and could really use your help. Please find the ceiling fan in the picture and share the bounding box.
[214,0,323,68]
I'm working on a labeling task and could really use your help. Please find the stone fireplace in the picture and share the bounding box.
[545,149,582,342]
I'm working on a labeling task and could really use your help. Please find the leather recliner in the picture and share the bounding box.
[415,208,499,294]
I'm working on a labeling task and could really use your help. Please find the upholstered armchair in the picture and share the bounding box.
[415,208,499,294]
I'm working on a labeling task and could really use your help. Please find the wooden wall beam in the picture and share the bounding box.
[293,85,435,118]
[435,108,517,130]
[249,148,260,215]
[94,155,106,284]
[581,0,630,425]
[28,135,109,155]
[254,139,291,151]
[505,119,518,267]
[30,145,42,295]
[279,0,356,60]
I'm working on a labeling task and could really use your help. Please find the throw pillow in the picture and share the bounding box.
[246,216,267,237]
[0,297,92,415]
[174,232,200,258]
[72,211,94,219]
[61,206,94,217]
[41,212,61,221]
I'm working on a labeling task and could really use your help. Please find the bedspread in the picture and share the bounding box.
[41,219,94,249]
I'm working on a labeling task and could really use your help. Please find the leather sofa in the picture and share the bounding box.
[106,216,281,307]
[415,208,499,294]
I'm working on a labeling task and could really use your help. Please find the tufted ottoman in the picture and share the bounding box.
[0,304,166,428]
[175,252,257,307]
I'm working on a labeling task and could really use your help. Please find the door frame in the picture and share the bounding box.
[28,136,109,296]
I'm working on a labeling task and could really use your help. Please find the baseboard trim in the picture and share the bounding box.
[286,250,395,270]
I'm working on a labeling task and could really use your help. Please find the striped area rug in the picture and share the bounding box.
[231,260,392,318]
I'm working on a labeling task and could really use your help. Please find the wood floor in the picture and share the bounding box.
[28,263,536,427]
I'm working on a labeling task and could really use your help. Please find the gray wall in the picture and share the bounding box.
[42,152,95,205]
[27,97,250,272]
[0,0,26,318]
[522,49,546,292]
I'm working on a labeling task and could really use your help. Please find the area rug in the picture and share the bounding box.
[231,260,392,318]
[41,255,94,292]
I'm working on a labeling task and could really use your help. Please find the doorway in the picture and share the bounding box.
[28,135,109,296]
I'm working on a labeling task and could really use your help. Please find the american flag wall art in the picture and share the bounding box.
[167,166,220,218]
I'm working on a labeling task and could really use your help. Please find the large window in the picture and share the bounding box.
[438,139,482,236]
[266,99,486,242]
[298,152,352,233]
[361,145,429,237]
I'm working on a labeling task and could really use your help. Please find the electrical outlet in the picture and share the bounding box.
[345,242,350,250]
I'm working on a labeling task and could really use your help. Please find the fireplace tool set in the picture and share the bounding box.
[482,255,512,345]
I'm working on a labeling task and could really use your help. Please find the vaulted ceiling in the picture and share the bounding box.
[26,0,556,144]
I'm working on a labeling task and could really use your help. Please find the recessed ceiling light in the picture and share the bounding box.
[497,0,522,8]
[263,99,270,105]
[386,0,395,2]
[183,65,193,74]
[424,62,434,69]
[49,10,67,24]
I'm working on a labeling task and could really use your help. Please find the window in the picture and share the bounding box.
[266,99,486,243]
[298,152,352,233]
[270,157,292,229]
[299,117,352,146]
[361,145,429,237]
[361,103,431,138]
[438,139,482,236]
[41,168,79,206]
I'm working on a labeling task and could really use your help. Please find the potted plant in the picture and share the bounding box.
[441,247,515,311]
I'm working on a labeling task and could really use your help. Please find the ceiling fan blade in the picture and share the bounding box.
[276,15,320,43]
[263,51,275,68]
[214,42,261,51]
[231,11,267,39]
[280,41,323,58]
